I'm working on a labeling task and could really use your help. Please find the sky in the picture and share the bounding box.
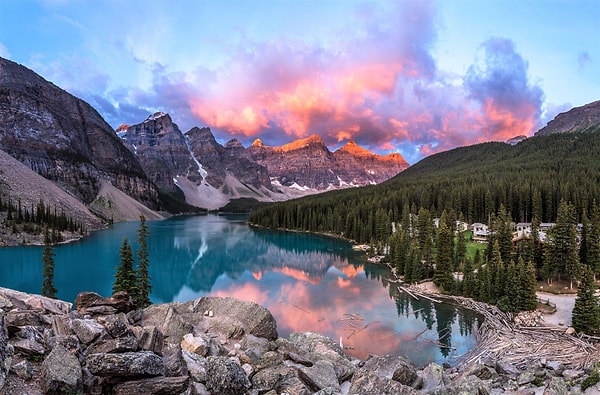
[0,0,598,164]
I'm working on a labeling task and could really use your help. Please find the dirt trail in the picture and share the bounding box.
[536,292,576,327]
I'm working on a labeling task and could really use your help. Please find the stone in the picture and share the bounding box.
[543,376,569,395]
[299,359,341,393]
[496,360,521,377]
[6,309,49,329]
[71,318,105,344]
[163,343,187,377]
[98,312,131,338]
[0,287,72,315]
[181,333,209,356]
[131,325,164,353]
[87,335,138,354]
[0,310,13,390]
[285,332,354,382]
[205,356,251,395]
[451,374,491,395]
[112,376,189,395]
[562,369,584,380]
[251,365,310,395]
[9,326,45,356]
[545,361,565,375]
[517,370,537,385]
[10,359,32,380]
[182,350,207,383]
[138,303,193,342]
[184,296,278,340]
[46,335,80,354]
[86,351,165,377]
[357,354,418,387]
[348,369,418,395]
[40,344,83,394]
[418,363,449,392]
[75,291,134,315]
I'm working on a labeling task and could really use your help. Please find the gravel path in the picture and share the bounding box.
[536,291,576,327]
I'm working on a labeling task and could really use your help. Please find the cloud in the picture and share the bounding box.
[0,42,10,58]
[577,51,591,69]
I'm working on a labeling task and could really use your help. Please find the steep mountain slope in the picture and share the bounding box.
[535,100,600,136]
[0,57,160,215]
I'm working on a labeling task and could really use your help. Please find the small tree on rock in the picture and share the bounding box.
[113,237,138,299]
[41,227,57,298]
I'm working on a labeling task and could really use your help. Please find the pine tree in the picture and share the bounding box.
[455,230,467,271]
[588,201,600,279]
[113,238,138,298]
[41,228,57,298]
[572,266,600,335]
[519,258,538,311]
[433,212,454,291]
[136,215,152,308]
[544,201,579,288]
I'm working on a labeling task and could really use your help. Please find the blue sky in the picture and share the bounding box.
[1,0,598,164]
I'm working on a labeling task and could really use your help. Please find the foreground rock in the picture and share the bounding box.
[1,287,600,394]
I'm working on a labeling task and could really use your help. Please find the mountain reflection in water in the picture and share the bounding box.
[0,214,478,367]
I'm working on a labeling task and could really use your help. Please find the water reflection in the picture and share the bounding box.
[0,214,478,367]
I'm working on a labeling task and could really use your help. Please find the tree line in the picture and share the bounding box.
[249,130,600,334]
[41,215,152,309]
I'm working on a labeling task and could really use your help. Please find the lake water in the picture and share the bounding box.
[0,214,478,367]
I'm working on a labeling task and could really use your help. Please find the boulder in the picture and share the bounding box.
[86,351,165,377]
[348,370,418,395]
[98,312,132,338]
[0,287,72,314]
[6,309,50,329]
[137,304,192,342]
[71,318,105,344]
[298,359,340,393]
[9,326,45,356]
[40,344,83,394]
[418,363,449,392]
[285,332,354,382]
[181,333,209,356]
[251,365,310,395]
[357,354,418,387]
[496,360,521,377]
[562,369,584,380]
[184,296,278,340]
[163,343,187,377]
[544,376,569,395]
[205,356,251,395]
[131,325,163,354]
[0,310,13,390]
[75,291,134,315]
[10,358,32,380]
[87,335,138,354]
[450,374,491,395]
[183,350,207,383]
[112,376,189,395]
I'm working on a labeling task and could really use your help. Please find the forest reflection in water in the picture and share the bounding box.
[0,214,479,367]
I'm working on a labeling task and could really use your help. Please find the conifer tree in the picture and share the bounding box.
[113,238,138,298]
[587,201,600,280]
[519,258,538,311]
[455,230,467,271]
[136,215,152,308]
[544,201,579,288]
[41,228,57,298]
[572,266,600,335]
[433,212,454,291]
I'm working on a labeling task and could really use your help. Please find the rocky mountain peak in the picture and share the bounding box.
[224,138,244,149]
[277,134,326,152]
[337,139,374,157]
[535,100,600,136]
[251,138,264,147]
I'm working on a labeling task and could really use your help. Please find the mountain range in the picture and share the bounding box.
[0,57,408,241]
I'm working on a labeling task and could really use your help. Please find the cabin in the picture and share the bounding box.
[472,223,491,242]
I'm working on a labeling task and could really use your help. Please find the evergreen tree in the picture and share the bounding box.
[136,215,152,308]
[572,266,600,335]
[587,201,600,279]
[113,238,138,298]
[455,230,467,271]
[519,258,538,311]
[41,228,57,298]
[544,201,579,288]
[433,212,454,291]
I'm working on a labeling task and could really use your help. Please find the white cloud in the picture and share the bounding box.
[0,42,11,58]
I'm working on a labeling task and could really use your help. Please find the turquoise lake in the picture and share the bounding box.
[0,214,478,367]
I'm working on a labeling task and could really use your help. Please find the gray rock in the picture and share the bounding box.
[251,365,310,395]
[112,376,189,395]
[205,356,251,395]
[40,344,83,394]
[496,360,521,377]
[185,296,278,340]
[255,350,284,370]
[138,303,193,342]
[46,335,80,355]
[98,312,131,338]
[418,363,449,392]
[562,369,584,380]
[285,332,354,382]
[517,370,537,385]
[87,335,138,354]
[357,354,418,387]
[9,326,45,356]
[86,351,165,377]
[10,359,32,380]
[183,350,207,383]
[71,318,105,344]
[131,325,164,353]
[6,309,49,328]
[544,376,569,395]
[0,310,12,390]
[451,374,491,395]
[348,369,418,394]
[181,333,209,356]
[241,334,271,362]
[0,287,72,314]
[545,360,565,375]
[163,343,187,377]
[299,360,340,392]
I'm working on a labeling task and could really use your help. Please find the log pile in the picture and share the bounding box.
[513,310,544,327]
[403,287,600,371]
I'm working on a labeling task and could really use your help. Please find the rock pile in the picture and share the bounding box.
[1,286,600,394]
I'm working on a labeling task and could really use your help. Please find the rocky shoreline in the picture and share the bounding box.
[1,287,599,394]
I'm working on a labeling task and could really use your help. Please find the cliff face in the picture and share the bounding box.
[0,57,160,210]
[535,100,600,136]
